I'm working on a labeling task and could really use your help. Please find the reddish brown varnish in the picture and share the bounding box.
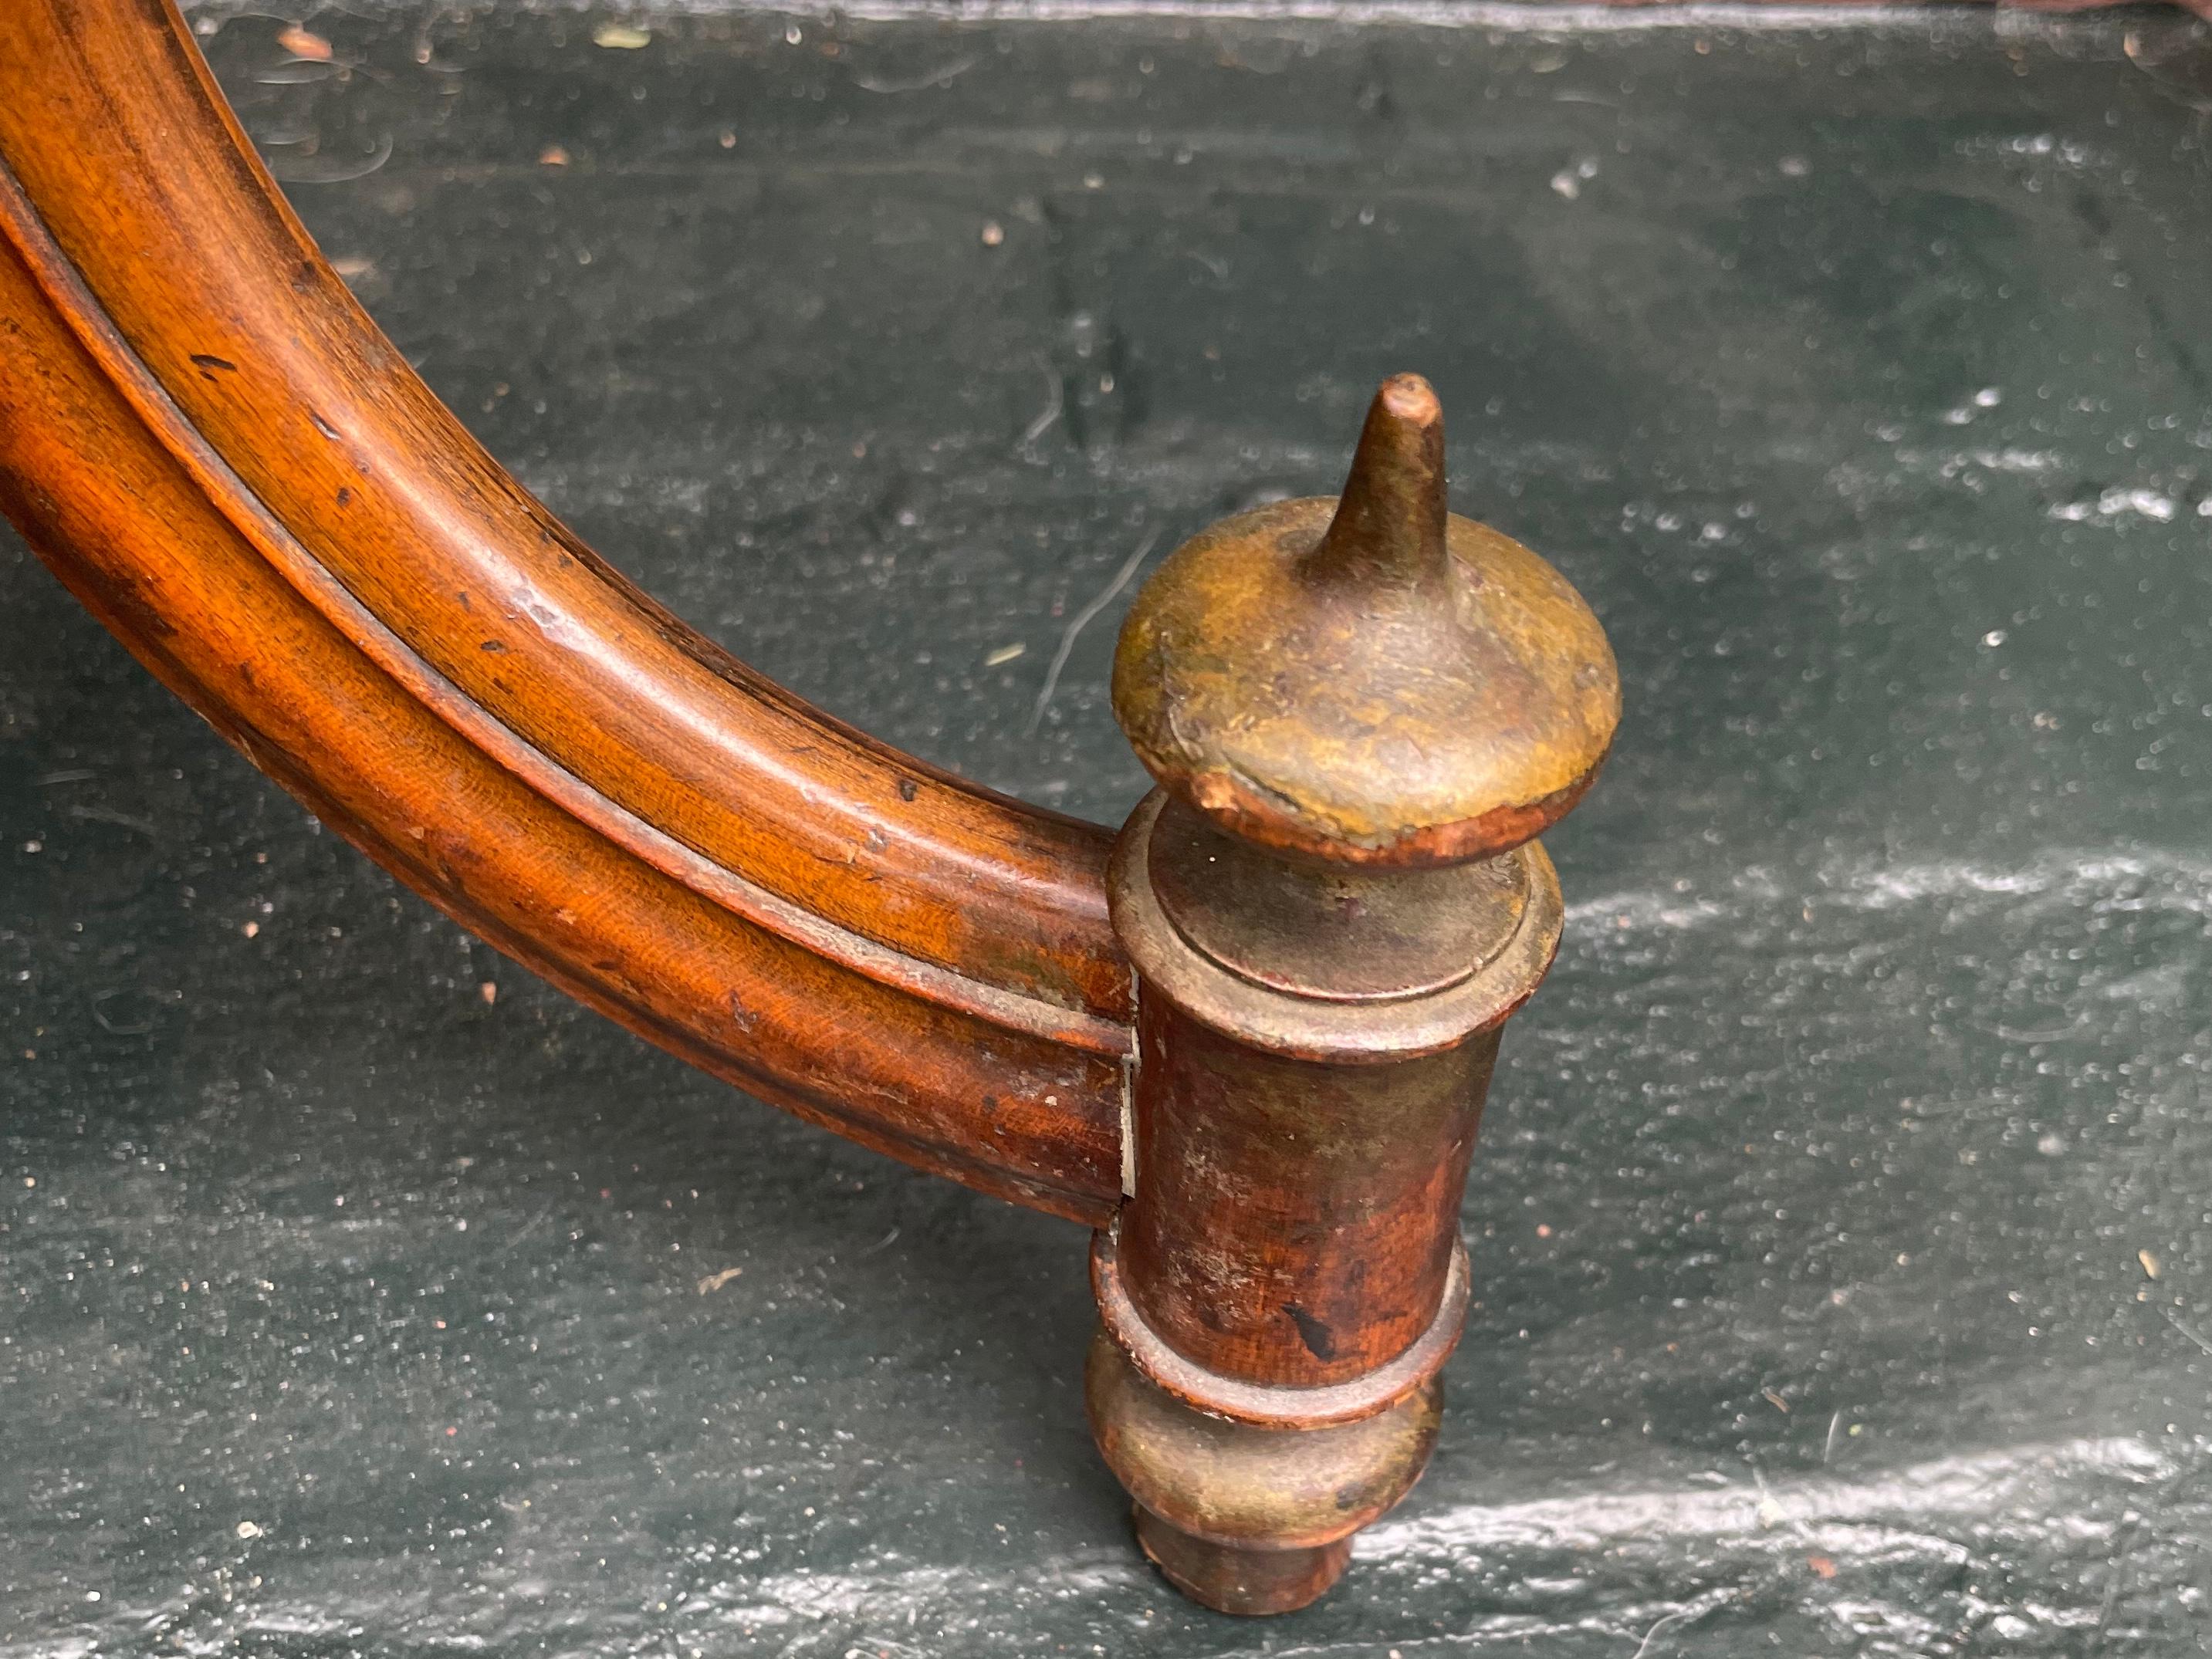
[0,0,1130,1225]
[0,3,1630,1618]
[1121,1000,1499,1387]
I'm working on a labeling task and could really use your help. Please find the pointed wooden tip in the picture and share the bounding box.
[1307,373,1449,589]
[1375,372,1443,427]
[1111,367,1618,867]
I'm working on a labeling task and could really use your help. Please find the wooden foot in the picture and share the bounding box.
[1133,1507,1352,1617]
[1084,1326,1442,1616]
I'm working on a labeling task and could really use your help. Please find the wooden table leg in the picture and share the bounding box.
[1089,375,1620,1612]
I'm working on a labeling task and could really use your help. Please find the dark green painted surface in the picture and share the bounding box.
[5,5,2212,1652]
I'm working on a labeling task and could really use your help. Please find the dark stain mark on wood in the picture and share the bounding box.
[1284,1303,1338,1361]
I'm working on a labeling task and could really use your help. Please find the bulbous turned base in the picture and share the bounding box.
[1132,1504,1352,1616]
[1084,1330,1443,1615]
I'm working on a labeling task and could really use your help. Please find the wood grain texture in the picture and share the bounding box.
[0,0,1133,1225]
[1120,999,1495,1387]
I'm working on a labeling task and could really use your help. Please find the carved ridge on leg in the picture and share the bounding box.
[1085,1330,1444,1614]
[1090,1217,1469,1430]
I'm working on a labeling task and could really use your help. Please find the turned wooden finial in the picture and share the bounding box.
[1111,372,1621,869]
[1094,376,1621,1615]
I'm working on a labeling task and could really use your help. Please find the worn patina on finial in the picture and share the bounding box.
[1112,372,1620,867]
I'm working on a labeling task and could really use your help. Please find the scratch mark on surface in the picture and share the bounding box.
[1019,357,1064,451]
[2166,1309,2212,1355]
[854,55,979,93]
[1029,526,1159,735]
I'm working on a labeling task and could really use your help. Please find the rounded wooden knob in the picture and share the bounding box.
[1111,374,1619,869]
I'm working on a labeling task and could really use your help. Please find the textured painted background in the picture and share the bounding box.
[4,5,2211,1653]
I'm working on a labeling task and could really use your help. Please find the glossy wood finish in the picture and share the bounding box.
[0,0,1131,1225]
[0,5,1618,1617]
